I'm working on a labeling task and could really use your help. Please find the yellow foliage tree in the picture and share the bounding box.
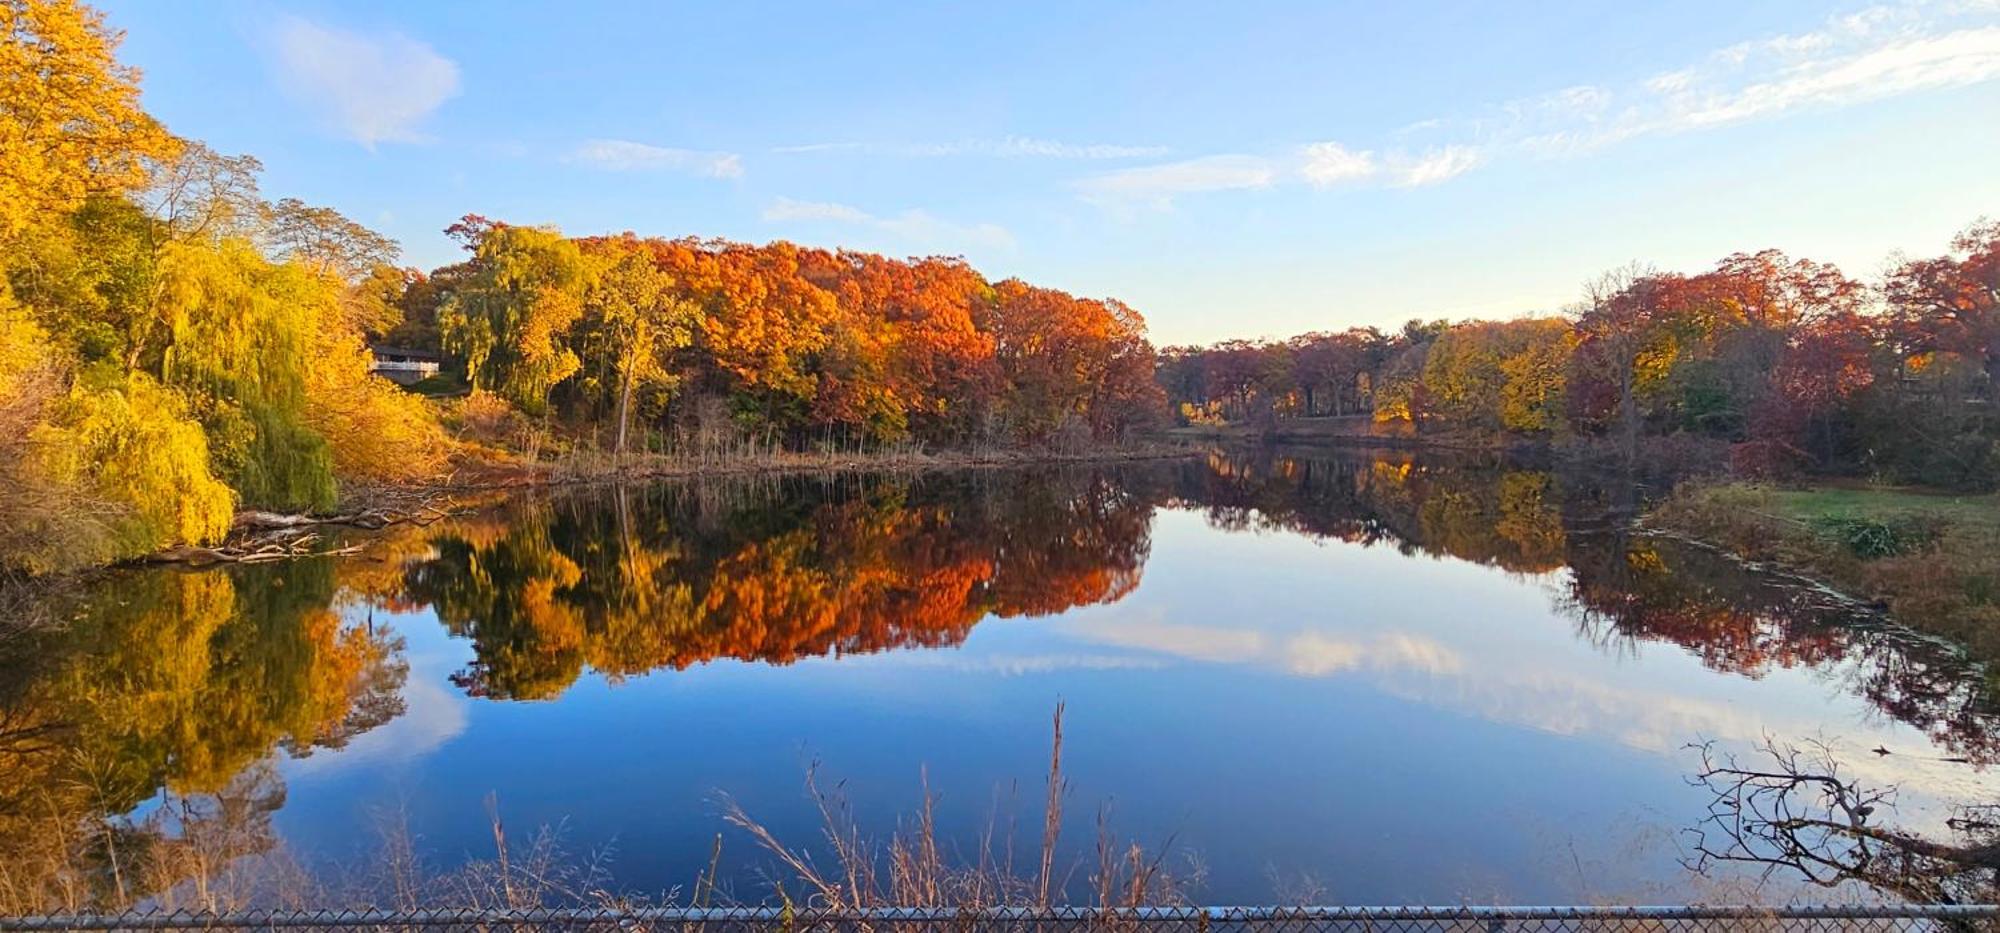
[0,0,177,240]
[302,328,449,484]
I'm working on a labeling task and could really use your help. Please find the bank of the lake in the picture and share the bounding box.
[119,442,1205,571]
[460,440,1204,489]
[1648,482,2000,656]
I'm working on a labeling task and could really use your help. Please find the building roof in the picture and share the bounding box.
[368,345,443,361]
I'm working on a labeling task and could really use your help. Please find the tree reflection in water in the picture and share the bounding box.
[0,562,403,912]
[4,449,2000,909]
[404,469,1155,699]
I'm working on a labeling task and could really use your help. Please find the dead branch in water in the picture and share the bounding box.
[146,492,464,566]
[146,533,365,566]
[232,492,459,534]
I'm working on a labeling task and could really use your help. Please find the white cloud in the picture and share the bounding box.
[270,16,460,147]
[1663,26,2000,130]
[1515,3,2000,154]
[1388,145,1484,187]
[1299,142,1378,187]
[1283,631,1467,677]
[568,139,745,178]
[774,136,1167,159]
[762,197,1016,253]
[1074,154,1279,207]
[763,197,873,223]
[1068,614,1464,678]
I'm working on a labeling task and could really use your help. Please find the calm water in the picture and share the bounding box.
[5,449,1999,905]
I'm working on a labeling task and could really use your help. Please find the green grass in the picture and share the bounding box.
[1764,486,2000,534]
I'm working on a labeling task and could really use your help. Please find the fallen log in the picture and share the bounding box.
[231,494,460,533]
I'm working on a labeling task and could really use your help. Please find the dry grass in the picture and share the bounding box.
[719,703,1192,913]
[438,439,1199,492]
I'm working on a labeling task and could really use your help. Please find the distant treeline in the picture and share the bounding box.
[1158,234,2000,488]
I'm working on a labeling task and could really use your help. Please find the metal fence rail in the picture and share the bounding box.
[2,906,1998,932]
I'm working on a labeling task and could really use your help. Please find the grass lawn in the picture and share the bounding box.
[1764,485,2000,536]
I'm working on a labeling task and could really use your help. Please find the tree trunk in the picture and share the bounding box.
[615,369,634,456]
[1619,364,1640,466]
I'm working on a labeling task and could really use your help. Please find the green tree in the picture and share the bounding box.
[581,239,698,454]
[439,223,593,414]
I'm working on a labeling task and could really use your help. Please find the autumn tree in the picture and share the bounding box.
[1421,318,1572,434]
[261,197,397,279]
[1886,219,2000,393]
[579,237,698,454]
[694,240,839,433]
[439,221,593,413]
[1569,265,1677,461]
[984,279,1159,443]
[0,0,176,239]
[800,250,998,443]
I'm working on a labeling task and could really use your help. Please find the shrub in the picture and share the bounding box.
[443,390,535,455]
[1808,515,1941,559]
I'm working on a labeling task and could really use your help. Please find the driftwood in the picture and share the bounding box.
[148,532,364,566]
[149,493,461,566]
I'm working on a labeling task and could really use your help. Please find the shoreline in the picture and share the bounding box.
[437,441,1206,492]
[1644,481,2000,657]
[128,442,1209,570]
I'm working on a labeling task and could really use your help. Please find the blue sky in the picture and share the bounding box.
[96,0,2000,345]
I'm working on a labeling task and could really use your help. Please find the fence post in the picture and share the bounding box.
[1487,917,1506,933]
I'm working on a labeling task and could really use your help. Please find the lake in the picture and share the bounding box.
[4,448,1998,908]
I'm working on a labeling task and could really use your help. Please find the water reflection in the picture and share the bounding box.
[0,562,402,910]
[2,449,1999,909]
[406,472,1153,699]
[1176,450,2000,766]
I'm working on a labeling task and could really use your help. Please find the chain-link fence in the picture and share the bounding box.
[1,906,1997,932]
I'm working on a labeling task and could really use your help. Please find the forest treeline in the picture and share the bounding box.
[1159,233,2000,489]
[0,0,1162,574]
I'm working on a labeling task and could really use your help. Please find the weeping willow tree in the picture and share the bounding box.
[25,368,236,570]
[439,225,594,415]
[151,238,338,512]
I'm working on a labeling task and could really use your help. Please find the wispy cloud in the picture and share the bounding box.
[1509,1,2000,155]
[1080,0,2000,206]
[1299,142,1378,187]
[269,16,460,147]
[1388,145,1483,187]
[762,197,1015,253]
[1074,154,1280,207]
[1086,144,1476,206]
[774,136,1167,159]
[568,139,744,178]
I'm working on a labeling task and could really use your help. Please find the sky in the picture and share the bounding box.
[94,0,2000,345]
